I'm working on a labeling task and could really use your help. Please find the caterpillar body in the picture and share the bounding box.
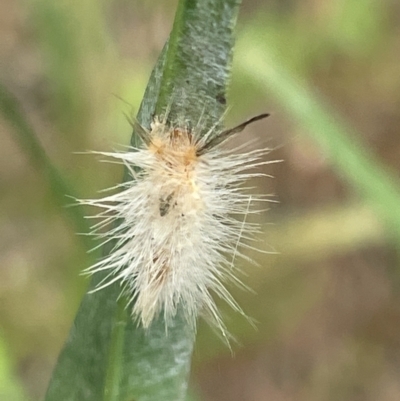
[82,112,271,336]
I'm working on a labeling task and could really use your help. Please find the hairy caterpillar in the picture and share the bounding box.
[81,112,271,336]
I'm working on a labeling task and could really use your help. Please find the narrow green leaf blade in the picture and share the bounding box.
[157,0,241,130]
[45,0,242,400]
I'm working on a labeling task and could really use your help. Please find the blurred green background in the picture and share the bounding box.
[1,0,400,400]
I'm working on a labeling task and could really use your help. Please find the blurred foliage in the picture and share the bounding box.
[1,0,400,400]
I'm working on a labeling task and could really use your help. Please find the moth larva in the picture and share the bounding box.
[82,112,271,336]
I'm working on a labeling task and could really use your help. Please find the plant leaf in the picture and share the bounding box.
[44,0,241,400]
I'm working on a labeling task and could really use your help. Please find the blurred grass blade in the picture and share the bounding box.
[45,1,241,400]
[0,83,90,245]
[236,30,400,241]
